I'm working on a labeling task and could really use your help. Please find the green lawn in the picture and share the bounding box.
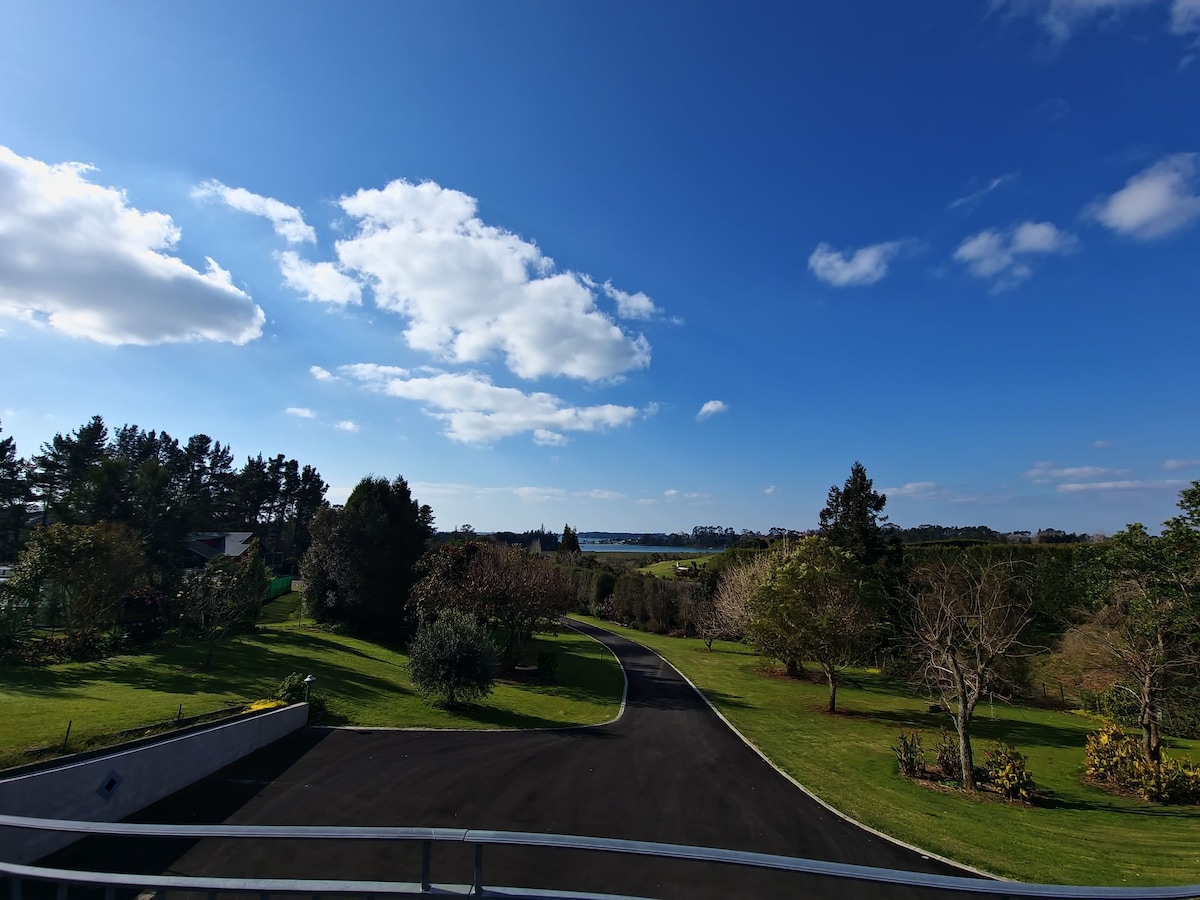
[573,616,1200,887]
[636,556,714,579]
[0,595,623,769]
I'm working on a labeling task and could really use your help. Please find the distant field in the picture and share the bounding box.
[636,556,714,579]
[573,615,1200,886]
[0,595,624,770]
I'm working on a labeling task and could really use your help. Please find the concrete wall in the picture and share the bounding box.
[0,703,308,864]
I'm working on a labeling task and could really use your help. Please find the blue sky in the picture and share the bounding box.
[1,0,1198,535]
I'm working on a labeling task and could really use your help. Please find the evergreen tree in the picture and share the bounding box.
[559,523,581,556]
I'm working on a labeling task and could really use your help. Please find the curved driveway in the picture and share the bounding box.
[49,620,976,899]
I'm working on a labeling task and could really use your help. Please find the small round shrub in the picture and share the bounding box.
[407,610,497,707]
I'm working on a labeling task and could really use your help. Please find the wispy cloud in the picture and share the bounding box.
[1164,458,1200,470]
[285,406,315,419]
[533,429,568,447]
[1058,479,1186,492]
[310,365,339,382]
[192,180,316,244]
[1094,439,1113,448]
[696,400,728,421]
[334,420,360,433]
[949,172,1019,210]
[989,0,1177,43]
[340,364,639,443]
[954,221,1077,290]
[575,489,625,500]
[764,485,780,495]
[881,481,942,498]
[1089,153,1200,240]
[1026,461,1129,482]
[808,240,905,287]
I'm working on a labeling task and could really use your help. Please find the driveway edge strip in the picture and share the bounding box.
[583,619,1002,882]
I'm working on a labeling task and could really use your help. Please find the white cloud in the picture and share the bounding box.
[601,281,661,320]
[1164,458,1200,470]
[1173,0,1200,32]
[991,0,1161,42]
[576,489,625,500]
[331,179,653,381]
[310,365,339,382]
[0,146,264,345]
[954,221,1076,289]
[334,420,360,433]
[764,485,780,495]
[1094,439,1113,448]
[664,489,680,498]
[949,172,1019,210]
[1026,461,1130,481]
[807,240,904,287]
[192,180,316,244]
[1058,479,1186,492]
[340,364,640,443]
[642,401,661,417]
[285,406,315,418]
[881,481,941,498]
[1090,154,1200,240]
[533,429,568,447]
[696,400,729,421]
[278,251,362,305]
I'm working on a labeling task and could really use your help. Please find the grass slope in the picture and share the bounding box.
[0,595,623,769]
[573,616,1200,887]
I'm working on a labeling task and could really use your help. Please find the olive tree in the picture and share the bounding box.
[407,609,497,707]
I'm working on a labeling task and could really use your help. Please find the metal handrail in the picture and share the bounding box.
[1,814,1198,900]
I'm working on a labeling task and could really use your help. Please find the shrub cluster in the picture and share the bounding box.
[1084,722,1200,804]
[983,742,1035,802]
[893,729,1035,802]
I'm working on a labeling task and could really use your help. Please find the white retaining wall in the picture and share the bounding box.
[0,703,309,864]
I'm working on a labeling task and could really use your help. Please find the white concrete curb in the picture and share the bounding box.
[585,620,1002,882]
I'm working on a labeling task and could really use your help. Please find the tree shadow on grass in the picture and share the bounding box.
[846,708,1092,751]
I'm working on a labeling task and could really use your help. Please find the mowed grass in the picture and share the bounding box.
[0,595,624,770]
[573,616,1200,886]
[636,556,714,579]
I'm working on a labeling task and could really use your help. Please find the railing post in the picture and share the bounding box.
[420,840,432,892]
[9,876,20,900]
[473,844,484,896]
[55,882,67,900]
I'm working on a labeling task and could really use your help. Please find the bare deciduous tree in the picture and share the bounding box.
[906,555,1032,791]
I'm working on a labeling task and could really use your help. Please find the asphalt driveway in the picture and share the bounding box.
[46,620,979,899]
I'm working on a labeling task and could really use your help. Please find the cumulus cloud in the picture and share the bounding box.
[808,240,904,287]
[954,221,1076,289]
[192,179,316,244]
[1165,458,1200,470]
[310,365,339,382]
[696,400,729,421]
[334,420,360,433]
[285,407,315,418]
[1090,154,1200,240]
[949,172,1019,210]
[278,251,363,305]
[339,364,640,443]
[0,146,264,345]
[330,179,653,381]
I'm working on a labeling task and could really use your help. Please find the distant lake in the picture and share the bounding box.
[581,544,715,555]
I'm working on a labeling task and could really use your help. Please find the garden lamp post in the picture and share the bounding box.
[303,674,316,703]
